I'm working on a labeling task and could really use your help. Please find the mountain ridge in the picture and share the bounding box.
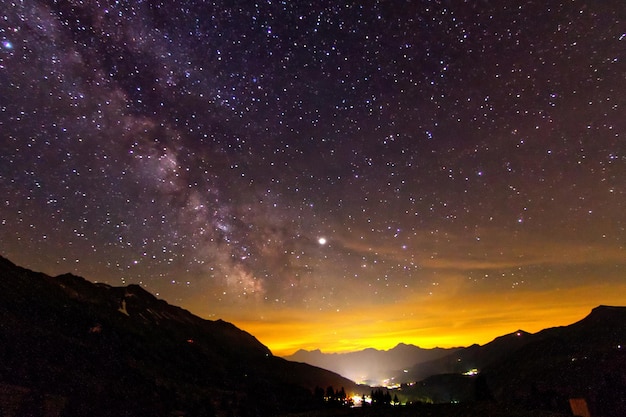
[284,342,461,385]
[0,255,361,416]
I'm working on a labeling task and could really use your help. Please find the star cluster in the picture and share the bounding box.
[1,0,625,354]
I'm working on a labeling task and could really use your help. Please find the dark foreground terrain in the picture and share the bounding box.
[0,256,359,417]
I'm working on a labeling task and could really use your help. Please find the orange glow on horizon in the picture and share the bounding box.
[224,282,626,356]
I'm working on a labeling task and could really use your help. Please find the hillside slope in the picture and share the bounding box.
[485,306,626,417]
[0,256,360,417]
[392,306,626,417]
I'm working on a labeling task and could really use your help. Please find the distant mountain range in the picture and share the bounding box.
[0,256,360,417]
[284,343,460,386]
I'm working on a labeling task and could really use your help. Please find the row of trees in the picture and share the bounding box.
[313,385,353,407]
[313,386,401,408]
[368,388,400,406]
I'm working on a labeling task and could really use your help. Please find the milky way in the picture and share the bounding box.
[1,1,625,354]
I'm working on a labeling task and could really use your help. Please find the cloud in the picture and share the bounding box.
[333,226,625,273]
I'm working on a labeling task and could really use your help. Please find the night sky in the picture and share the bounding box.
[1,1,625,355]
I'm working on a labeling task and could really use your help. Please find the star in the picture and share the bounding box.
[1,0,624,356]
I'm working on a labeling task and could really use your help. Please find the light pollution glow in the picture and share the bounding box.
[227,283,626,356]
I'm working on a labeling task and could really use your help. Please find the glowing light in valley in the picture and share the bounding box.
[462,368,479,376]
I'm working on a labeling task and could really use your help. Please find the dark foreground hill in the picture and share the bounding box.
[0,256,361,417]
[486,306,626,417]
[391,306,626,417]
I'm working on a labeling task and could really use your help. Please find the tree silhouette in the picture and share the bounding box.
[370,388,392,406]
[313,385,325,404]
[338,386,346,403]
[326,385,335,401]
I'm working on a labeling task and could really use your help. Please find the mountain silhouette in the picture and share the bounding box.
[0,256,360,416]
[485,305,626,417]
[394,329,533,384]
[391,306,626,417]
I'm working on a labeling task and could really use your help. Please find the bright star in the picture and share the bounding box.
[318,237,327,245]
